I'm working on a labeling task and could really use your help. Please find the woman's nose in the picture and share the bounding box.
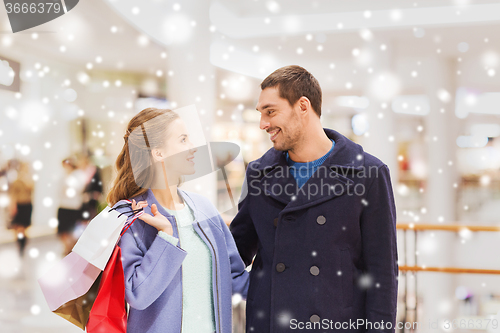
[187,140,197,152]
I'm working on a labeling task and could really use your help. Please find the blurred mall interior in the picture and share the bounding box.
[1,0,500,332]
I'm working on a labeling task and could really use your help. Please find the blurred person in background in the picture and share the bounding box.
[78,152,103,221]
[8,160,34,257]
[57,157,85,255]
[0,159,15,229]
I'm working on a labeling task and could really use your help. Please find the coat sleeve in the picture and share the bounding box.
[118,225,187,310]
[219,215,250,299]
[229,170,259,267]
[360,164,398,333]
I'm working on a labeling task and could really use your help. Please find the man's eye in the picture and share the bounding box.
[268,110,275,115]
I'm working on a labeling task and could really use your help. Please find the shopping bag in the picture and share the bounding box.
[38,251,101,311]
[72,203,131,270]
[87,245,127,333]
[53,272,102,330]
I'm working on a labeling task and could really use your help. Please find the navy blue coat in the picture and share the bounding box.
[230,128,398,333]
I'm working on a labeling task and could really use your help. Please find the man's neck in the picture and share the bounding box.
[287,128,332,163]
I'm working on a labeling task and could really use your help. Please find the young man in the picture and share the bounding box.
[230,65,398,333]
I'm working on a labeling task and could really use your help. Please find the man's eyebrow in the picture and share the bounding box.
[178,134,188,138]
[256,103,277,111]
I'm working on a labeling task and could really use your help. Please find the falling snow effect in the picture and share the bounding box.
[0,0,498,332]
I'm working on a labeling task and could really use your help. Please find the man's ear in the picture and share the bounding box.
[298,96,311,114]
[151,149,164,162]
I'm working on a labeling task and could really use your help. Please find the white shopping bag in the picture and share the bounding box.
[72,207,128,270]
[38,251,101,311]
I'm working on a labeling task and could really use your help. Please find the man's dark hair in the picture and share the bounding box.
[261,65,322,117]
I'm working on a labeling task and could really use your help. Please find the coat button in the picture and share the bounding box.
[276,263,286,272]
[273,218,278,227]
[310,266,320,276]
[316,215,326,225]
[310,314,320,323]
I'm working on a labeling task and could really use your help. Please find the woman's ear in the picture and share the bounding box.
[151,149,164,162]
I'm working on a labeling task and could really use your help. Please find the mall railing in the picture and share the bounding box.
[397,223,500,333]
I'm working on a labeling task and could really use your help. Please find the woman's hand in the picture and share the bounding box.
[132,199,174,236]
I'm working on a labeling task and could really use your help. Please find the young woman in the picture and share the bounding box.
[107,108,249,333]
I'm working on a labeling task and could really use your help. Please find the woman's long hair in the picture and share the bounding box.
[106,108,179,206]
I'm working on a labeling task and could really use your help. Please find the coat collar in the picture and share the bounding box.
[250,128,365,213]
[144,188,201,223]
[253,128,364,172]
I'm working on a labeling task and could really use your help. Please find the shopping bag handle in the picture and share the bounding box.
[108,200,145,237]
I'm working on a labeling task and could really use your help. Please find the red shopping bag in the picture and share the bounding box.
[86,245,127,333]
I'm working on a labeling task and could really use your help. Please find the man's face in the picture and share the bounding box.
[256,87,303,151]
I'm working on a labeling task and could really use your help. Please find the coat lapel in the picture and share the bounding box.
[259,154,298,206]
[254,128,366,213]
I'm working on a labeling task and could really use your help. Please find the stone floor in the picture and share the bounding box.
[0,234,85,333]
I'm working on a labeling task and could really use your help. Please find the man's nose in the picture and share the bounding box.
[260,117,270,131]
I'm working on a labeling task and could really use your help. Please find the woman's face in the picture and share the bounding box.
[160,118,197,177]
